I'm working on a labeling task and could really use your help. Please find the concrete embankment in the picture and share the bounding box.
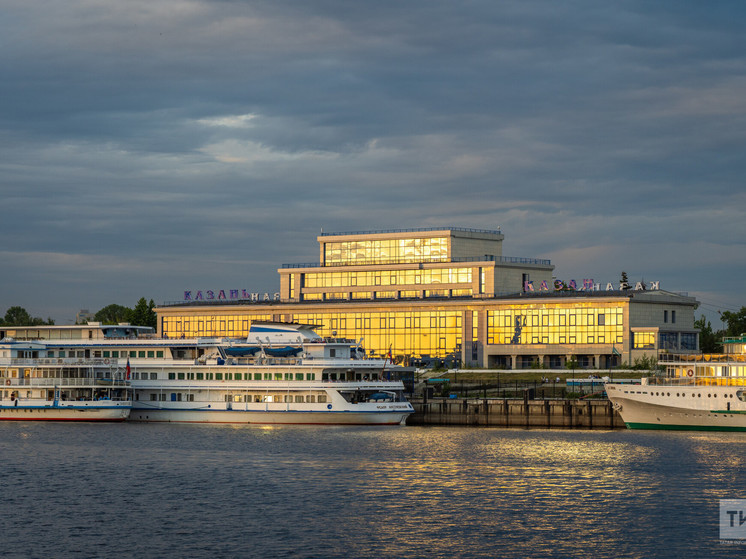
[407,397,625,429]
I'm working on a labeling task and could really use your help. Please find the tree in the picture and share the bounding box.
[720,307,746,338]
[94,304,132,325]
[695,315,721,353]
[131,297,157,328]
[0,306,54,326]
[620,271,629,290]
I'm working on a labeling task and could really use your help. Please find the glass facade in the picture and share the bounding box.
[633,332,656,349]
[161,314,272,338]
[161,310,463,359]
[487,304,624,345]
[324,237,448,266]
[304,268,471,288]
[293,310,463,359]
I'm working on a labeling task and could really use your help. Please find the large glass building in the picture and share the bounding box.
[155,227,699,369]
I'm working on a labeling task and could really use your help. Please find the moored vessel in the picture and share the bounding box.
[606,334,746,430]
[0,340,131,421]
[1,322,413,425]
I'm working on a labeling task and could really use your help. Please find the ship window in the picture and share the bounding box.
[150,394,157,401]
[188,394,194,402]
[306,373,314,380]
[103,351,110,358]
[274,373,282,380]
[159,394,166,401]
[168,373,176,380]
[196,373,204,380]
[318,395,327,403]
[295,373,304,381]
[254,373,262,380]
[215,373,223,380]
[737,391,746,402]
[147,351,154,358]
[187,373,194,380]
[225,373,232,380]
[177,373,185,380]
[295,395,304,402]
[206,373,213,380]
[306,395,316,403]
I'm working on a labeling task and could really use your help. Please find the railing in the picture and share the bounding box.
[2,378,129,387]
[0,357,118,367]
[318,227,502,237]
[659,353,746,363]
[281,255,551,269]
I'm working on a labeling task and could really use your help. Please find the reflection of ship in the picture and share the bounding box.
[606,335,746,431]
[0,340,131,421]
[1,322,413,425]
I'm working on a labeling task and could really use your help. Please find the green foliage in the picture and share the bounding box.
[94,304,132,325]
[0,306,54,326]
[631,354,663,371]
[565,357,579,370]
[694,315,722,353]
[530,359,543,369]
[620,271,629,289]
[130,298,157,329]
[92,298,157,327]
[720,307,746,338]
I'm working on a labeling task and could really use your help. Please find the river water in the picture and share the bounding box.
[1,423,745,558]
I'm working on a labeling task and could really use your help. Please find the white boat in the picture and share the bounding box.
[605,335,746,431]
[0,340,131,421]
[1,322,413,425]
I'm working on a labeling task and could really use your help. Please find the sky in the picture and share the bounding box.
[1,0,745,326]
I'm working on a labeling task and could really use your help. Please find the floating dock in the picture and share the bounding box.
[407,396,624,429]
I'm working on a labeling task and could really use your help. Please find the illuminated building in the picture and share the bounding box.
[155,227,699,369]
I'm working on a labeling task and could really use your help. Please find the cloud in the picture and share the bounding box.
[1,0,745,322]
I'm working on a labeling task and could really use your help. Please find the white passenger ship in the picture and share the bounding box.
[605,335,746,431]
[0,322,413,425]
[0,339,131,421]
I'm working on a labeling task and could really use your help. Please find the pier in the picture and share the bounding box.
[407,396,624,429]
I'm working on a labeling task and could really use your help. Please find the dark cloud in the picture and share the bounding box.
[1,0,745,323]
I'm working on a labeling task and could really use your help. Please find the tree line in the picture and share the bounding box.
[0,298,157,329]
[697,307,746,353]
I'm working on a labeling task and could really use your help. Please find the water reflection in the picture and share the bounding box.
[1,424,745,558]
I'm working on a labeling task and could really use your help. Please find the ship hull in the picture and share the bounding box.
[0,402,130,421]
[606,383,746,431]
[129,407,410,425]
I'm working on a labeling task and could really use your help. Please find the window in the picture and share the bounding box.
[664,310,668,323]
[672,310,676,324]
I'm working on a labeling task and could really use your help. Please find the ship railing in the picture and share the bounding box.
[0,357,118,367]
[659,353,746,364]
[646,376,746,387]
[2,378,130,387]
